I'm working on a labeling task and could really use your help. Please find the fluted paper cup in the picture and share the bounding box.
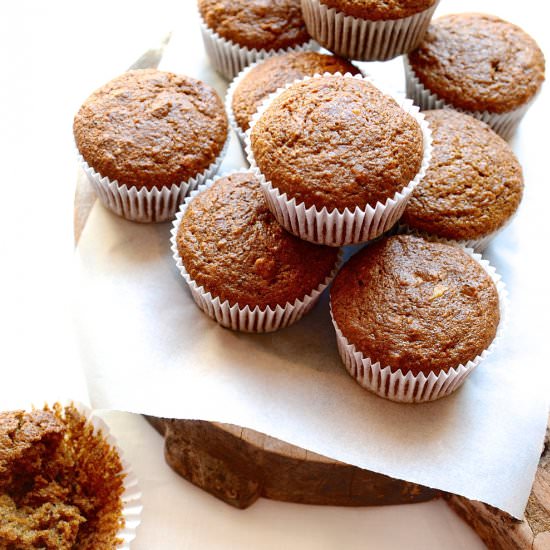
[403,56,536,140]
[77,136,229,223]
[170,171,343,332]
[199,16,318,81]
[225,61,259,148]
[85,408,142,548]
[245,72,433,246]
[27,403,143,548]
[301,0,438,61]
[331,246,507,403]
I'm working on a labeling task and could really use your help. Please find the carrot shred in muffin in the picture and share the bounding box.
[0,403,125,549]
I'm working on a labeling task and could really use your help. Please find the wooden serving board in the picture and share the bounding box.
[447,420,550,549]
[145,417,435,509]
[75,171,549,546]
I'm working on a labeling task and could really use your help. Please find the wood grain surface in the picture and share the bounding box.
[147,417,435,509]
[447,418,550,549]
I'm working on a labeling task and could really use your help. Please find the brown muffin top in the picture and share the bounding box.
[0,409,64,483]
[320,0,436,20]
[198,0,310,50]
[401,110,524,241]
[232,52,360,133]
[74,69,228,190]
[250,76,424,211]
[177,172,339,308]
[331,235,500,375]
[408,13,546,113]
[0,405,125,550]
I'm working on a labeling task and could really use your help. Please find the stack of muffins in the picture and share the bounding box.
[74,0,545,403]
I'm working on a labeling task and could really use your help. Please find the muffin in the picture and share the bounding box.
[197,0,315,80]
[406,13,545,139]
[74,69,228,222]
[301,0,439,61]
[0,404,140,549]
[247,73,431,246]
[331,235,503,403]
[400,110,524,250]
[171,171,340,332]
[227,51,361,144]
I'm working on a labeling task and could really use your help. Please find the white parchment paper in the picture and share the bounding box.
[73,14,549,519]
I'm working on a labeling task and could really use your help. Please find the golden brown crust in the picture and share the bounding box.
[0,410,64,489]
[408,13,546,113]
[401,110,524,240]
[177,173,339,308]
[74,69,228,190]
[198,0,310,50]
[319,0,436,20]
[232,52,360,132]
[250,76,424,211]
[330,235,500,375]
[0,404,125,550]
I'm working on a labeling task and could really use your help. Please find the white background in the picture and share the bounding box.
[0,1,547,548]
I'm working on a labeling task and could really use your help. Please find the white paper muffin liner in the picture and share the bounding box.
[170,171,343,332]
[77,136,229,223]
[301,0,438,61]
[331,244,508,403]
[403,56,536,140]
[225,61,260,148]
[199,16,318,81]
[245,72,433,247]
[32,402,142,548]
[86,409,142,548]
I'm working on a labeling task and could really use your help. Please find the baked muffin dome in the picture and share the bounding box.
[73,69,228,190]
[176,172,339,308]
[197,0,310,50]
[319,0,437,20]
[331,235,500,376]
[232,51,360,133]
[408,13,545,113]
[401,110,524,241]
[250,75,424,211]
